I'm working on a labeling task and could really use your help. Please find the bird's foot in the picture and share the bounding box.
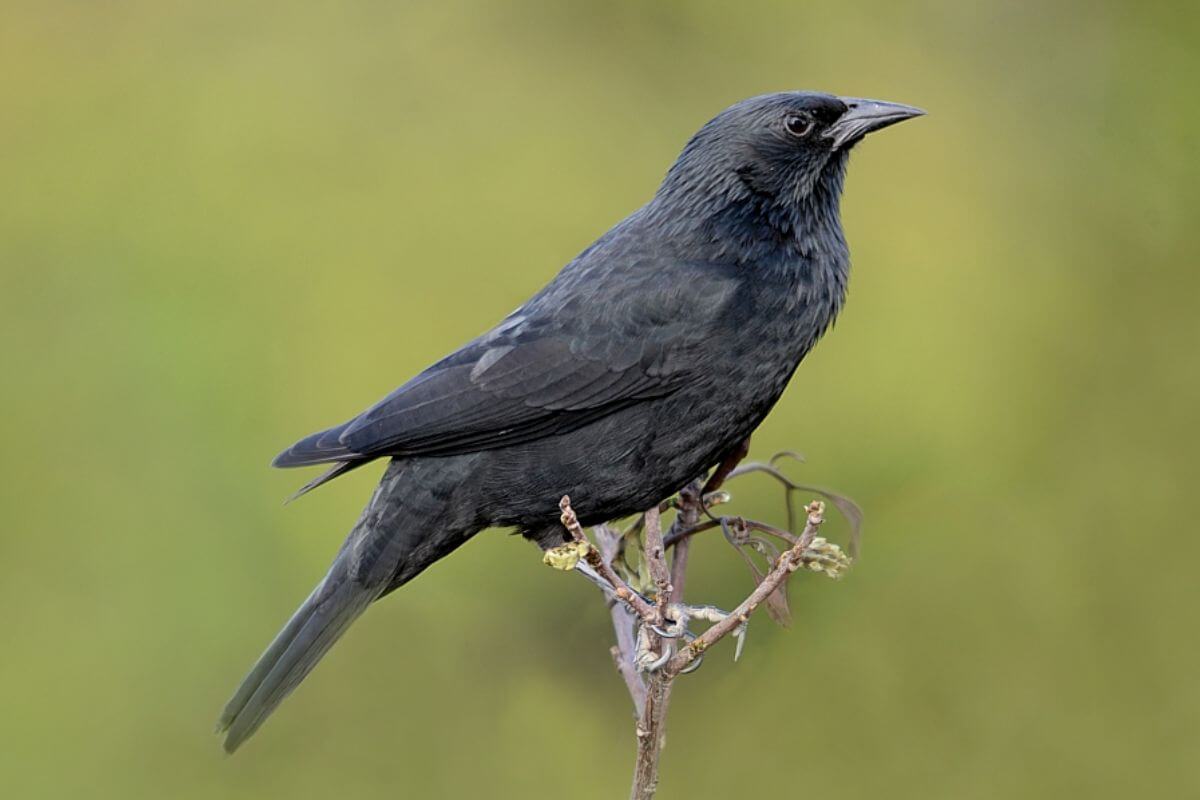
[671,603,749,663]
[635,624,673,673]
[634,603,749,672]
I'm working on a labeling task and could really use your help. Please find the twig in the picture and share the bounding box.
[625,498,835,798]
[629,454,750,800]
[668,481,702,605]
[629,501,677,800]
[550,450,853,800]
[724,459,863,557]
[665,501,826,676]
[662,517,719,548]
[668,537,691,607]
[560,496,658,623]
[663,515,794,549]
[630,675,670,800]
[642,506,671,620]
[594,523,647,716]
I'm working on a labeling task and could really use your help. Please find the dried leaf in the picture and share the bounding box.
[763,581,792,627]
[788,484,863,558]
[730,536,792,627]
[769,450,807,467]
[722,459,863,559]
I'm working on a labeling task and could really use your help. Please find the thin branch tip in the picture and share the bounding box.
[548,450,857,800]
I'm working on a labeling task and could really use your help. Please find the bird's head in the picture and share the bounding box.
[653,91,924,230]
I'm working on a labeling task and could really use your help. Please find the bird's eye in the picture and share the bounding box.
[785,114,814,137]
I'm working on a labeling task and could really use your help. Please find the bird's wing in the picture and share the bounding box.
[274,262,739,465]
[342,335,677,457]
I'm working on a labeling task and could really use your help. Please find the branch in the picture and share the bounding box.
[630,676,670,800]
[547,450,856,800]
[593,523,647,715]
[629,496,692,800]
[668,481,702,605]
[559,495,658,624]
[665,501,827,676]
[723,457,864,557]
[642,506,671,624]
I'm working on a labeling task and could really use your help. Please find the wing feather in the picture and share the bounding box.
[337,336,677,459]
[273,254,740,474]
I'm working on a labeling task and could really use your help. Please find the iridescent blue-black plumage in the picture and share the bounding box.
[218,91,923,752]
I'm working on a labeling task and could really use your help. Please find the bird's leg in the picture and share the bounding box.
[656,603,691,638]
[634,601,694,672]
[634,622,672,673]
[680,603,749,662]
[703,436,752,497]
[636,603,749,673]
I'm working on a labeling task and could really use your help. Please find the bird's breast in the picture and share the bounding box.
[743,247,848,353]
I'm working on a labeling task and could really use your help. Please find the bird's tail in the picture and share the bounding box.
[217,457,481,752]
[217,495,415,752]
[216,555,380,753]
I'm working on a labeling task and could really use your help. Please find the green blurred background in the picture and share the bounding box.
[2,1,1197,797]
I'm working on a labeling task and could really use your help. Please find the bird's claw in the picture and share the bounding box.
[731,619,749,662]
[634,603,749,673]
[634,622,673,673]
[636,642,672,673]
[673,603,749,664]
[651,603,696,639]
[634,604,691,671]
[648,621,684,639]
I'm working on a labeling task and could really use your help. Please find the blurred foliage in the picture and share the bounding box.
[2,1,1198,797]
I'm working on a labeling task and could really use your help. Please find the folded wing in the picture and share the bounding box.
[272,255,739,482]
[273,333,686,468]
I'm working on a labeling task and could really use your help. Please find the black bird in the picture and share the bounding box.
[217,91,923,752]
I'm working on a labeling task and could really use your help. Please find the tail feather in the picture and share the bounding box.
[272,422,356,468]
[284,460,368,504]
[219,457,472,752]
[217,562,380,753]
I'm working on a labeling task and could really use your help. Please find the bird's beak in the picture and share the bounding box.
[824,97,925,150]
